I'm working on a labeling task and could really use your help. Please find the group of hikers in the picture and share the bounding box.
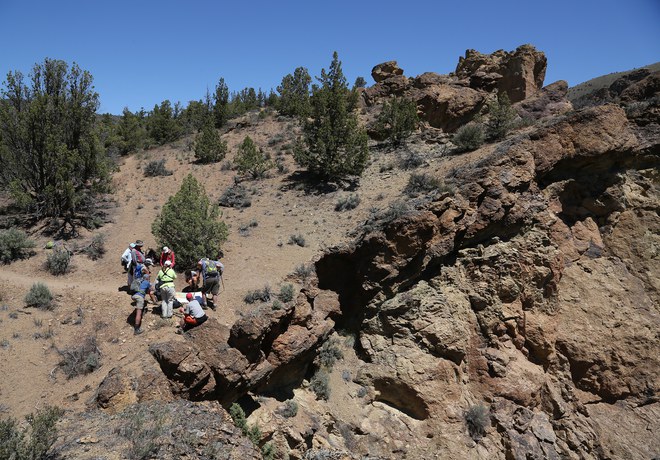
[120,240,224,335]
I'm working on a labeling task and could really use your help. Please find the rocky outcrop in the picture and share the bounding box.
[455,44,547,102]
[371,61,404,83]
[148,288,341,405]
[312,100,659,457]
[362,45,549,133]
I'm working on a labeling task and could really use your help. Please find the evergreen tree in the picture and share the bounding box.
[235,136,272,179]
[116,108,147,154]
[277,67,311,118]
[486,92,518,140]
[151,174,228,269]
[294,52,369,182]
[148,100,180,145]
[353,76,367,89]
[194,118,227,164]
[0,59,110,227]
[213,77,230,128]
[375,97,419,146]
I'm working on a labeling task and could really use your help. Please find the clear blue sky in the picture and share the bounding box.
[1,0,658,115]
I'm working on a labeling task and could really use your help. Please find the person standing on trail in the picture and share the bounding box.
[131,273,156,335]
[128,240,146,289]
[159,246,175,268]
[156,260,177,318]
[177,292,208,332]
[121,243,135,272]
[197,257,224,309]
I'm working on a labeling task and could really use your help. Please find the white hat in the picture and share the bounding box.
[163,246,170,253]
[164,260,172,266]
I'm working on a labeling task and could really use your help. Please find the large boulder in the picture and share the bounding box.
[371,60,404,83]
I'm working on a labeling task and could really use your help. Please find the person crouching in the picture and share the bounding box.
[178,292,208,332]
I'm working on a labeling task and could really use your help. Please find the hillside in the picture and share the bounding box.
[0,45,658,460]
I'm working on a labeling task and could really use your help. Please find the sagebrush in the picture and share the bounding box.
[0,229,36,264]
[25,283,54,310]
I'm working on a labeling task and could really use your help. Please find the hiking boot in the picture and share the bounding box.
[134,328,144,335]
[209,303,217,311]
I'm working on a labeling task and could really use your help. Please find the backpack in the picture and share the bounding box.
[135,250,145,264]
[204,259,219,277]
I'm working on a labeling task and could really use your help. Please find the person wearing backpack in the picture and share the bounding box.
[197,257,224,309]
[156,260,177,318]
[127,240,146,290]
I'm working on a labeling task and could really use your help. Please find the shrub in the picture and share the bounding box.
[293,263,314,281]
[238,219,258,237]
[374,97,419,146]
[219,183,252,209]
[272,300,283,310]
[244,285,272,304]
[229,403,262,446]
[465,404,490,441]
[25,283,54,310]
[152,174,228,269]
[318,338,344,369]
[0,229,36,264]
[310,370,330,400]
[194,119,227,164]
[486,93,517,140]
[288,234,306,247]
[453,123,485,152]
[334,194,360,212]
[83,234,106,260]
[404,172,443,197]
[279,284,295,302]
[143,159,172,177]
[46,247,71,275]
[399,151,424,170]
[235,136,273,179]
[0,406,64,460]
[58,335,100,379]
[280,400,298,418]
[117,404,166,460]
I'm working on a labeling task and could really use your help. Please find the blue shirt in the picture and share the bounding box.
[136,279,151,297]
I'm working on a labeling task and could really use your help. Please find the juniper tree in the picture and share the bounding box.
[213,77,230,128]
[235,136,272,179]
[194,118,227,164]
[0,59,111,227]
[277,67,312,118]
[486,92,517,140]
[151,174,228,269]
[294,52,369,182]
[116,108,147,155]
[148,100,180,145]
[375,97,419,146]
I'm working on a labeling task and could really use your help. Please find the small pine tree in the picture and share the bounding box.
[375,97,419,146]
[151,174,228,268]
[486,93,517,140]
[194,118,227,164]
[294,52,369,182]
[235,136,272,179]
